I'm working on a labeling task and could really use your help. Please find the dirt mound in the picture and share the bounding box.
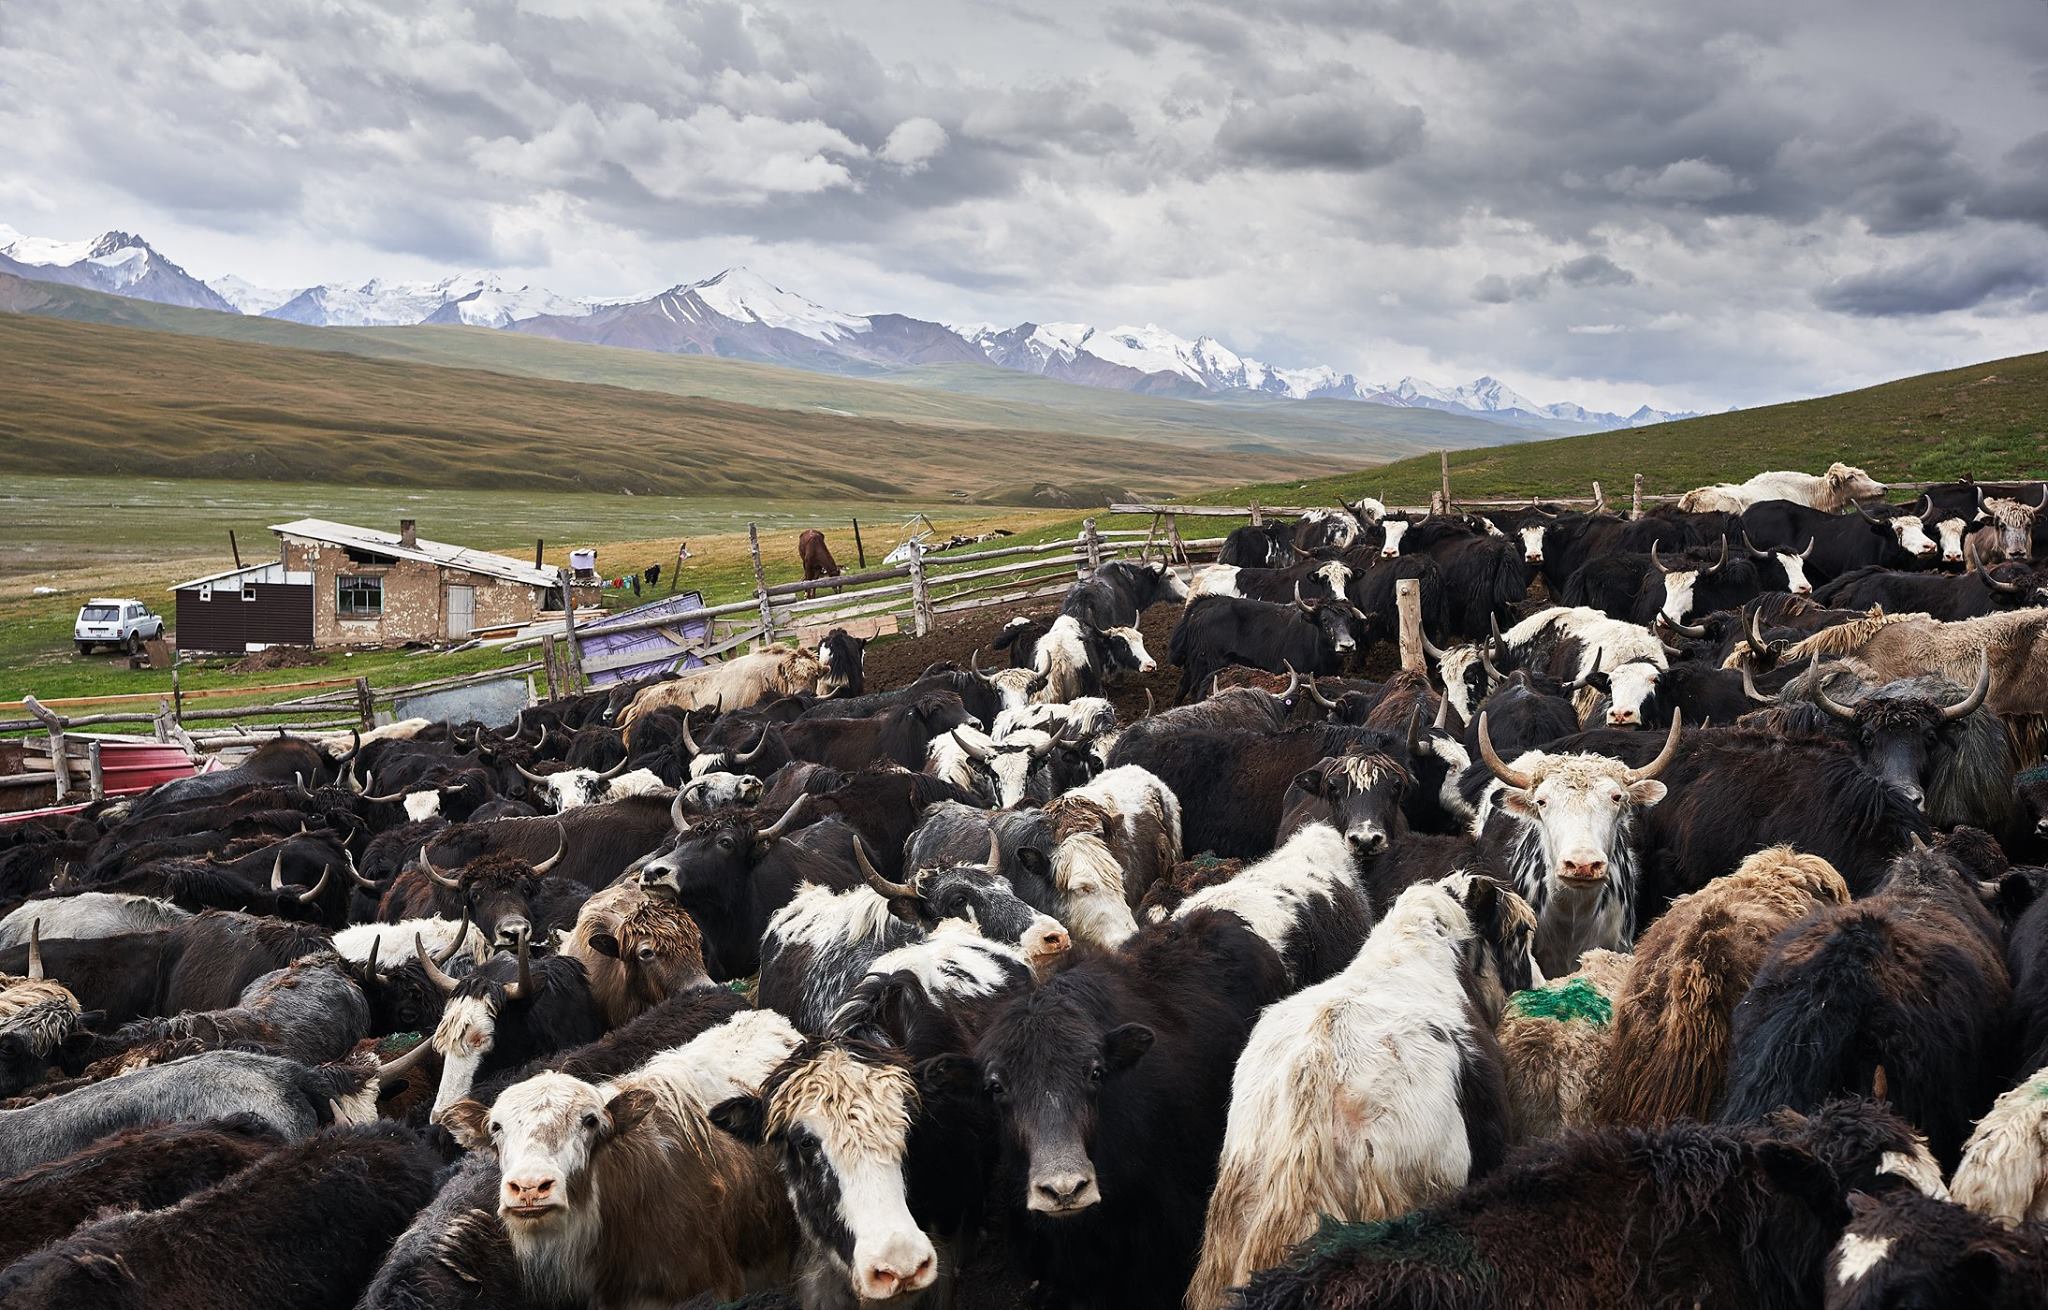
[225,645,326,674]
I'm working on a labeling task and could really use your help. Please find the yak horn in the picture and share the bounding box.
[532,822,567,876]
[1665,615,1710,638]
[26,920,43,983]
[1280,662,1302,702]
[295,865,332,904]
[416,932,460,994]
[294,772,312,797]
[596,755,630,780]
[1704,535,1729,575]
[669,788,689,832]
[970,648,985,677]
[754,794,811,846]
[1915,494,1931,518]
[1815,679,1860,722]
[1293,579,1310,610]
[1433,689,1450,730]
[1476,713,1533,790]
[1650,542,1671,574]
[421,844,462,890]
[678,711,701,757]
[982,826,1002,875]
[363,936,381,979]
[1938,651,1991,721]
[377,1032,434,1080]
[733,728,768,765]
[1480,643,1503,683]
[1306,676,1340,710]
[534,723,549,752]
[1405,704,1425,758]
[853,835,918,900]
[1421,632,1449,661]
[1740,659,1773,704]
[346,849,381,891]
[346,759,366,795]
[1141,688,1154,720]
[502,931,533,1003]
[1741,530,1767,556]
[515,760,548,784]
[1622,714,1684,783]
[270,850,289,893]
[503,710,525,742]
[359,771,409,804]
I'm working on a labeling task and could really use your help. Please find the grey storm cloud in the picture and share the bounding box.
[1816,248,2048,317]
[1,0,2046,412]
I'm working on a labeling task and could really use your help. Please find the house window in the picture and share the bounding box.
[338,574,383,618]
[242,583,258,602]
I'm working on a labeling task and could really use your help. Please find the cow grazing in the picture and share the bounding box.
[962,909,1290,1310]
[1186,873,1536,1310]
[0,1049,372,1178]
[1720,839,2011,1167]
[799,528,843,583]
[1679,462,1886,514]
[1234,1099,1945,1310]
[1826,1187,2048,1310]
[1472,712,1680,977]
[1497,948,1631,1143]
[0,1114,285,1268]
[1597,845,1850,1127]
[1950,1065,2048,1225]
[441,1070,796,1306]
[1170,821,1375,987]
[0,1122,440,1310]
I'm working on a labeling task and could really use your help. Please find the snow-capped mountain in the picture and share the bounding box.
[0,227,232,312]
[263,273,593,329]
[0,224,1702,430]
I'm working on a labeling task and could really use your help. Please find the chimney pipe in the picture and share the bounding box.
[399,518,418,549]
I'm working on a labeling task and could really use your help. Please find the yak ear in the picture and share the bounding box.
[707,1094,765,1142]
[917,1053,979,1098]
[586,932,622,959]
[437,1099,494,1152]
[605,1087,660,1139]
[1291,769,1324,797]
[1015,847,1049,876]
[883,894,937,929]
[1101,1023,1155,1072]
[1755,1141,1847,1223]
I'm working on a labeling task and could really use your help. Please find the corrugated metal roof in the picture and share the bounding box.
[269,519,562,589]
[168,561,308,591]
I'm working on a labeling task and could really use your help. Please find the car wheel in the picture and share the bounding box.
[77,641,94,655]
[127,632,141,656]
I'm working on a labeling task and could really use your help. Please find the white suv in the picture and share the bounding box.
[75,598,165,656]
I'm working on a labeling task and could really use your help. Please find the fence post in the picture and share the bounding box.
[907,540,933,637]
[1631,473,1644,520]
[540,634,560,701]
[748,524,777,646]
[1081,518,1103,576]
[1249,499,1262,527]
[852,519,866,570]
[23,695,68,802]
[171,667,184,725]
[154,697,173,743]
[1439,451,1451,508]
[354,677,375,730]
[1395,580,1425,676]
[87,738,104,801]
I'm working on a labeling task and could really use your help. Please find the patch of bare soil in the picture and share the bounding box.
[225,646,327,674]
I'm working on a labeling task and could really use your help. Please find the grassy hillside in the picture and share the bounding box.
[0,309,1323,501]
[0,272,1513,460]
[1196,351,2048,507]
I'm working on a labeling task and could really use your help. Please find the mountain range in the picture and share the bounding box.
[0,226,1701,434]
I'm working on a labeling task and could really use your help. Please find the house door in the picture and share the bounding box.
[447,585,475,638]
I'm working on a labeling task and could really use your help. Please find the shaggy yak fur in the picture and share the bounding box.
[1949,1065,2048,1225]
[1598,846,1851,1127]
[1496,948,1632,1143]
[0,1114,285,1267]
[1718,841,2012,1169]
[1233,1099,1946,1310]
[0,1122,440,1310]
[1825,1187,2048,1310]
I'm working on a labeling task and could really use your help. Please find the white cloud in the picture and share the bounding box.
[879,117,948,169]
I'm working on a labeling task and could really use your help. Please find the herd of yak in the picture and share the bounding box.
[5,461,2048,1310]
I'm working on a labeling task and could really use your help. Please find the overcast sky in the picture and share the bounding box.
[4,0,2046,412]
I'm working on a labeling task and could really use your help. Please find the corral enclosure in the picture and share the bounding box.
[4,466,2047,1309]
